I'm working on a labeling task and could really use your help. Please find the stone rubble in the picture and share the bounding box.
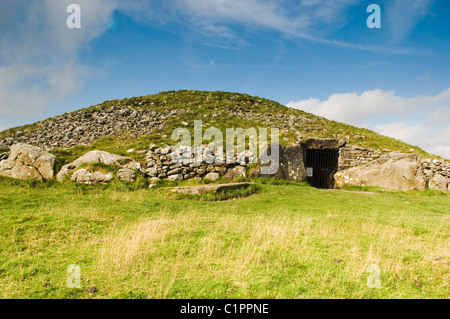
[0,106,177,150]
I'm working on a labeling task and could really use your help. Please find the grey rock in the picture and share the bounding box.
[124,161,142,172]
[428,174,448,192]
[0,143,55,182]
[335,153,427,191]
[71,169,113,184]
[168,174,183,182]
[258,143,307,182]
[170,182,253,195]
[146,167,158,177]
[224,166,247,180]
[117,168,137,182]
[57,150,129,182]
[160,146,171,155]
[168,168,183,175]
[204,172,220,182]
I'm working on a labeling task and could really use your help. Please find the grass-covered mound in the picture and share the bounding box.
[0,90,435,166]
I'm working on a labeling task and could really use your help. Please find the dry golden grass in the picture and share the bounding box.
[98,217,170,271]
[90,211,449,298]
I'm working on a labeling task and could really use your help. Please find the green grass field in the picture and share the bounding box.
[0,177,449,299]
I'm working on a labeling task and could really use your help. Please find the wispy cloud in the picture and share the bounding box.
[386,0,434,42]
[287,88,450,159]
[0,0,118,120]
[119,0,431,55]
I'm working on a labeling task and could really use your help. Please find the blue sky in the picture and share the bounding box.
[1,0,449,158]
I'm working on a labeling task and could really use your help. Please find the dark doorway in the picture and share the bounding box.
[305,149,339,189]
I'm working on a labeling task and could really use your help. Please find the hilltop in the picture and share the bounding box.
[0,90,433,165]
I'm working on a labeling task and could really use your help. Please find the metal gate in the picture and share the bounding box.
[305,150,339,189]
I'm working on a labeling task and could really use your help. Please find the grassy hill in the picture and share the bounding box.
[0,90,435,165]
[0,90,448,299]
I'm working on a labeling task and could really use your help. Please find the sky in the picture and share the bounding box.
[0,0,449,158]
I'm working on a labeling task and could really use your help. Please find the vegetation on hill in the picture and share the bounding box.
[0,90,435,165]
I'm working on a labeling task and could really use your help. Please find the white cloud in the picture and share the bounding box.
[287,89,450,159]
[373,122,450,159]
[0,0,118,120]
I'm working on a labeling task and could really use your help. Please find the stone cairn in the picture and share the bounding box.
[0,106,177,150]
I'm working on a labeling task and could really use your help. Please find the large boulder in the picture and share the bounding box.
[334,152,427,191]
[57,150,129,182]
[0,143,55,182]
[258,143,307,182]
[428,174,449,192]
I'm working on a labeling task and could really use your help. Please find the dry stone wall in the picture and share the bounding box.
[338,144,383,170]
[421,158,450,192]
[145,145,249,182]
[421,158,450,179]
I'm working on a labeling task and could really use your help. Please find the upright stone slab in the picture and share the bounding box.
[259,143,307,182]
